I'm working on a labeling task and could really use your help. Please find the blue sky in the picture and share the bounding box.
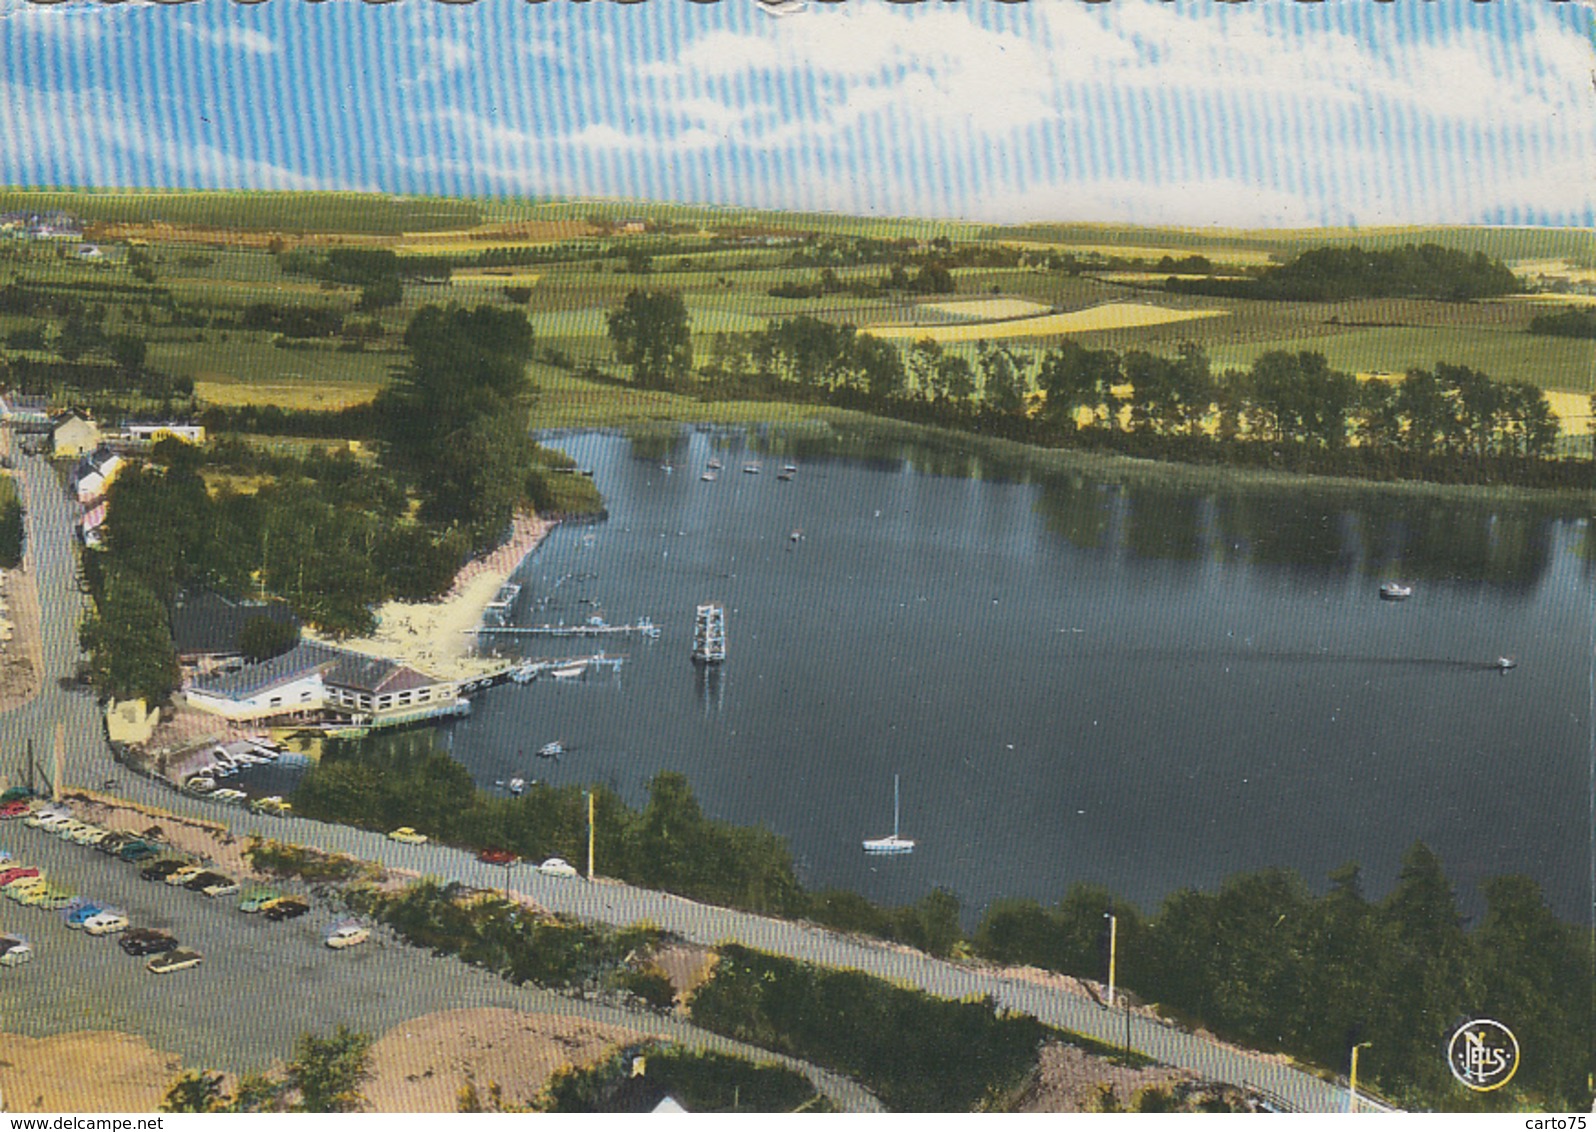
[1,0,1591,228]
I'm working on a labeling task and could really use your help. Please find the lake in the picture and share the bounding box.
[440,426,1592,923]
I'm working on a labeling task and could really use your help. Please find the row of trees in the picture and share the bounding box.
[162,1027,375,1113]
[604,289,1564,465]
[1528,305,1596,339]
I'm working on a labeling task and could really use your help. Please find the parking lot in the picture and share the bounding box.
[0,816,568,1075]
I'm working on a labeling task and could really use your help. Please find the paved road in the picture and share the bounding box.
[0,448,1375,1113]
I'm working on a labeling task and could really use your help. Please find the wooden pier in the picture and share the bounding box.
[473,616,659,639]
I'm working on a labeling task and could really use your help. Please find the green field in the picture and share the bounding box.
[1205,325,1594,393]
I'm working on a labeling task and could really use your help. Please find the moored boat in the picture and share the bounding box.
[863,774,915,855]
[1379,582,1412,601]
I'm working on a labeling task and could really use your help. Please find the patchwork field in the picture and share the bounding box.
[864,302,1227,343]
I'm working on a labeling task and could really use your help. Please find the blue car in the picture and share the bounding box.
[65,902,106,928]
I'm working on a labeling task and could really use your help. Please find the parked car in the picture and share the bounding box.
[23,885,73,908]
[182,872,230,893]
[249,796,292,817]
[538,857,579,878]
[0,935,33,966]
[25,809,70,829]
[120,929,178,956]
[0,867,42,888]
[183,776,216,795]
[238,887,282,913]
[387,827,428,845]
[201,877,241,898]
[75,828,111,847]
[477,848,517,866]
[146,948,203,974]
[64,902,106,928]
[325,922,371,950]
[4,877,47,902]
[140,858,194,882]
[210,789,247,806]
[51,819,87,840]
[96,832,133,855]
[84,912,130,936]
[118,841,161,863]
[0,801,30,820]
[0,787,33,804]
[263,898,309,922]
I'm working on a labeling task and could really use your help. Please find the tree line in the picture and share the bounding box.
[1165,244,1522,302]
[599,289,1578,489]
[287,739,1588,1111]
[1528,305,1596,339]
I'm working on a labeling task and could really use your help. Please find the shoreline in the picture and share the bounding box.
[307,510,558,681]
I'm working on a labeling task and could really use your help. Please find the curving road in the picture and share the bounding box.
[0,448,1382,1114]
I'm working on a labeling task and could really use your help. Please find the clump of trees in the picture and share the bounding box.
[690,944,1047,1112]
[972,849,1592,1112]
[606,290,693,389]
[535,1042,820,1113]
[1528,305,1596,339]
[161,1026,374,1113]
[1166,243,1521,302]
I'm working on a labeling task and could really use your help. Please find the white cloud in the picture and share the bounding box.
[179,21,280,57]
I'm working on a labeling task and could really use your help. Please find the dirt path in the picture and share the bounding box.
[0,558,45,715]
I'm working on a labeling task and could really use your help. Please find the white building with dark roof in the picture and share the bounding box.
[184,640,463,726]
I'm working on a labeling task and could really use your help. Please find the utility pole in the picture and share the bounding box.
[587,790,595,881]
[51,723,63,803]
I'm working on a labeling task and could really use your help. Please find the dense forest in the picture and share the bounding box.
[1165,244,1523,302]
[289,736,1591,1112]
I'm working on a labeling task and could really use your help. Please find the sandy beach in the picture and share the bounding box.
[307,510,557,681]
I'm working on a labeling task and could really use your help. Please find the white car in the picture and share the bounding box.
[210,789,247,806]
[52,820,87,840]
[538,857,579,878]
[25,809,70,829]
[325,923,370,950]
[0,936,32,966]
[77,828,111,847]
[202,878,241,898]
[84,912,129,935]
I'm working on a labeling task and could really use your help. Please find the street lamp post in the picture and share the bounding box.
[1103,910,1118,1009]
[1347,1041,1372,1113]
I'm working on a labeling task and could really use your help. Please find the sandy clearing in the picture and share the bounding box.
[1011,1040,1185,1113]
[364,1008,640,1113]
[452,271,544,287]
[0,1031,185,1113]
[193,381,381,411]
[62,793,260,878]
[919,298,1052,321]
[865,302,1226,343]
[306,510,557,681]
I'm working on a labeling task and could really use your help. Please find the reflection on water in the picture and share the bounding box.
[443,425,1590,922]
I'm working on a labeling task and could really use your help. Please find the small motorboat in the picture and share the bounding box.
[778,464,797,481]
[552,664,586,680]
[1379,582,1412,601]
[707,458,723,470]
[537,741,564,760]
[789,529,803,543]
[508,777,527,796]
[701,471,717,482]
[1496,657,1517,671]
[743,462,761,475]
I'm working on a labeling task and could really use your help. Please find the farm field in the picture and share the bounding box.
[864,302,1227,343]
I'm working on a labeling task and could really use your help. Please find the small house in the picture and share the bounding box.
[124,422,206,446]
[71,446,123,505]
[51,410,101,458]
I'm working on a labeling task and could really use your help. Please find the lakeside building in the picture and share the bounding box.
[184,639,464,727]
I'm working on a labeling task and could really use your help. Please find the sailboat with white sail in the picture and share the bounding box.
[862,774,915,855]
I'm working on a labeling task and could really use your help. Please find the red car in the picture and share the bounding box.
[0,801,30,819]
[476,848,517,866]
[0,867,42,887]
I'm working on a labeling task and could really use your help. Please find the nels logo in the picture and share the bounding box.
[1447,1019,1519,1092]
